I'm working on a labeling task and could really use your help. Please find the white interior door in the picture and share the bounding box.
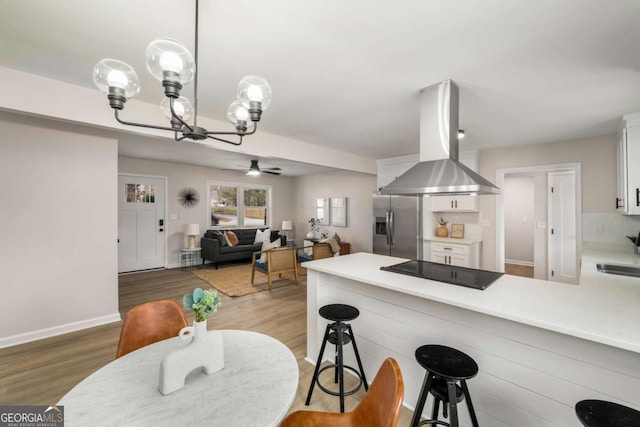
[548,171,577,284]
[118,175,166,273]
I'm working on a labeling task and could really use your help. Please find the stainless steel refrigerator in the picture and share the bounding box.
[372,194,420,259]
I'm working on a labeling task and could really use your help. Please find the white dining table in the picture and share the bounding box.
[58,330,299,427]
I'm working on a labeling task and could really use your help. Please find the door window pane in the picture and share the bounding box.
[125,183,155,203]
[210,186,238,227]
[244,188,267,227]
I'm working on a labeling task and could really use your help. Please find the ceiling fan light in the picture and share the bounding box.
[145,38,195,85]
[237,75,272,110]
[93,59,140,98]
[161,96,194,121]
[246,170,260,176]
[458,129,465,139]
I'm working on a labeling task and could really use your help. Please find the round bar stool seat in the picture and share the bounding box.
[576,400,640,427]
[411,345,480,427]
[319,304,360,322]
[305,304,369,413]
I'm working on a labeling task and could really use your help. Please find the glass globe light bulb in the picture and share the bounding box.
[159,51,184,74]
[107,70,128,89]
[246,85,264,102]
[237,75,272,110]
[160,96,194,121]
[145,38,195,85]
[93,59,140,98]
[227,101,249,124]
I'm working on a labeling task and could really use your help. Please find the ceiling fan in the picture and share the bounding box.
[241,160,282,176]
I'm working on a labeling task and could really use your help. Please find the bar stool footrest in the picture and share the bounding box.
[418,420,451,426]
[316,364,364,397]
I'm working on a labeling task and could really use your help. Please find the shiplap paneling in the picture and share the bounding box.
[307,271,640,427]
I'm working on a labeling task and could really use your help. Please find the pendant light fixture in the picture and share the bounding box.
[92,0,271,146]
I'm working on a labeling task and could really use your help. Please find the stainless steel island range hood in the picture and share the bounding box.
[381,80,500,196]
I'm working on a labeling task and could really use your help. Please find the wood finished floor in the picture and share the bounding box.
[505,263,534,278]
[0,264,415,425]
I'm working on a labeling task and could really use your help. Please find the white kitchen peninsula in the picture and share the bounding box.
[303,252,640,427]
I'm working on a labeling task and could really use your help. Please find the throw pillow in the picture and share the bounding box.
[224,230,239,247]
[332,232,342,244]
[259,238,281,263]
[213,230,227,247]
[322,236,341,255]
[254,228,271,244]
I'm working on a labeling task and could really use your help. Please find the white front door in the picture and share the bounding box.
[548,171,577,284]
[118,175,166,273]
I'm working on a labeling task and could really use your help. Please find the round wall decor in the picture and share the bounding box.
[178,187,200,208]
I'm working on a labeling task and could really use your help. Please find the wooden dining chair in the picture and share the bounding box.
[311,243,333,260]
[251,246,299,291]
[115,299,188,358]
[297,243,334,275]
[280,358,404,427]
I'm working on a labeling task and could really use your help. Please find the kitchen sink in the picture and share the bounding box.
[596,263,640,278]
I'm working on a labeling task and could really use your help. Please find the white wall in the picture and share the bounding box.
[292,172,377,253]
[504,176,535,264]
[118,157,296,267]
[0,66,376,175]
[0,113,120,347]
[479,135,617,270]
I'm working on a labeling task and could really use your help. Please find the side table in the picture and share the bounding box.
[181,248,201,270]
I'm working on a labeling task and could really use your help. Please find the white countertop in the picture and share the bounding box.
[424,237,482,244]
[303,250,640,354]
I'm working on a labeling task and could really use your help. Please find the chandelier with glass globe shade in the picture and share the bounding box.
[92,0,271,145]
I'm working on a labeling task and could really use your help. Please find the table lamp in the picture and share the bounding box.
[281,220,293,241]
[185,224,200,249]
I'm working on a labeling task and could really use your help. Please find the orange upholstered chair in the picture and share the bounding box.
[115,300,188,358]
[280,358,404,427]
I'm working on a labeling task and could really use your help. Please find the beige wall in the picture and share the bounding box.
[292,172,377,253]
[118,157,296,267]
[0,113,119,346]
[479,135,617,270]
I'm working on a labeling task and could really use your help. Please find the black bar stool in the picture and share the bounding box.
[576,399,640,427]
[410,344,480,427]
[305,303,369,413]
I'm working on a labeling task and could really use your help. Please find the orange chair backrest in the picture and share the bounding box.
[280,358,404,427]
[115,299,188,358]
[351,358,404,427]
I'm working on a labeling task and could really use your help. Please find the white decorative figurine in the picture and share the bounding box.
[159,288,224,395]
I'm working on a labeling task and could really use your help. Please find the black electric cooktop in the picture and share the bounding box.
[380,260,503,290]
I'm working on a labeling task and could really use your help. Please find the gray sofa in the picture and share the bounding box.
[201,228,281,269]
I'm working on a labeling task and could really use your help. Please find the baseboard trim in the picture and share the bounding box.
[0,313,122,349]
[505,259,534,267]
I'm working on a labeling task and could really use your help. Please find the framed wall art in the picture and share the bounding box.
[316,198,330,225]
[451,223,465,239]
[331,197,347,227]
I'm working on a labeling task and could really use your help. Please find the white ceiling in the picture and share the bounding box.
[1,0,640,174]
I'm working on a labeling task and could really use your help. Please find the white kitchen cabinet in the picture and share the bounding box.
[617,122,640,215]
[430,195,479,212]
[429,240,480,268]
[376,154,418,190]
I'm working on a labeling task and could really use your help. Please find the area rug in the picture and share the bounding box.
[191,263,297,297]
